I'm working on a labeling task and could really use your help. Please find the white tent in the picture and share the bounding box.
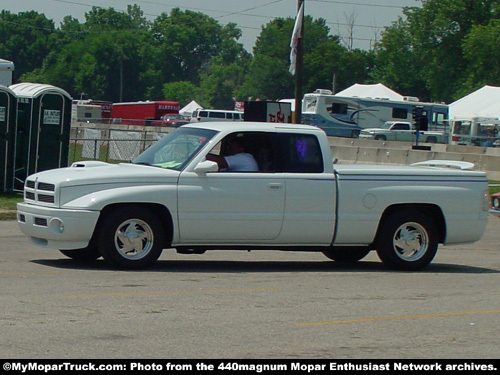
[180,100,202,118]
[449,85,500,119]
[335,83,404,101]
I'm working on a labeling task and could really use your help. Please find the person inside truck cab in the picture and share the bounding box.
[206,136,259,172]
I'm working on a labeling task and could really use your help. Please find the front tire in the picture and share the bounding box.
[97,206,166,269]
[375,210,438,270]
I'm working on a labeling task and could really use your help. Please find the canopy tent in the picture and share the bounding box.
[180,100,202,117]
[449,85,500,119]
[335,83,404,101]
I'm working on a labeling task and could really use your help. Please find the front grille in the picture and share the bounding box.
[38,194,55,203]
[25,179,57,206]
[38,182,55,191]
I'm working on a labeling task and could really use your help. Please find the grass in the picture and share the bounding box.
[0,192,23,220]
[1,181,499,221]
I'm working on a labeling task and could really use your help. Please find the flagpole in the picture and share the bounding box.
[294,0,304,124]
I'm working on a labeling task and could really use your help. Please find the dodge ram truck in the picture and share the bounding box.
[17,122,490,270]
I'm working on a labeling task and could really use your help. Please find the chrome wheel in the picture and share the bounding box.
[376,210,438,270]
[98,206,166,269]
[114,219,154,260]
[392,222,429,261]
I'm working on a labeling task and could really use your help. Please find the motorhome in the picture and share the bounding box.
[302,89,449,138]
[449,117,500,147]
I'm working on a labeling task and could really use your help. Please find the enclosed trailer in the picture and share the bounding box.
[111,101,180,125]
[10,83,72,189]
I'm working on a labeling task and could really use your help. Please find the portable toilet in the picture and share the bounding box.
[0,84,17,192]
[10,83,72,189]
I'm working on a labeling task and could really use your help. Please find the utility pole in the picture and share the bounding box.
[293,0,304,124]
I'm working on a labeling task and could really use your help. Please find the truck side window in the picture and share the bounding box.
[278,134,323,173]
[393,123,409,130]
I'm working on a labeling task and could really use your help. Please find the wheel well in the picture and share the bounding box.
[374,204,446,245]
[96,203,174,247]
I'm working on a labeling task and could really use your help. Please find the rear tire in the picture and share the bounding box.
[322,247,370,263]
[97,206,166,269]
[375,210,438,270]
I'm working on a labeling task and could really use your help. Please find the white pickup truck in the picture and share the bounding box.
[360,121,447,143]
[17,122,490,270]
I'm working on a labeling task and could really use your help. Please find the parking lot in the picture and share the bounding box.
[1,216,499,359]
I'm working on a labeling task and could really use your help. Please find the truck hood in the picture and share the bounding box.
[27,161,179,188]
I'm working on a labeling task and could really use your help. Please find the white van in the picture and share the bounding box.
[190,109,243,122]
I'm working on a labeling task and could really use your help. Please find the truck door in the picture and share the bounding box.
[177,132,285,242]
[277,133,337,244]
[392,122,410,141]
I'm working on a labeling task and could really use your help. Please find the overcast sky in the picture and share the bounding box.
[2,0,421,51]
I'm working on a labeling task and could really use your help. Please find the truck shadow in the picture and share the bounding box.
[32,258,499,274]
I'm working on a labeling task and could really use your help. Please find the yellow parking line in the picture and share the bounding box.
[61,287,279,299]
[295,310,500,326]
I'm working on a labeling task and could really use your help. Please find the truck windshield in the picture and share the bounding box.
[132,127,217,170]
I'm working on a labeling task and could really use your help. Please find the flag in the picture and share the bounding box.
[289,2,304,75]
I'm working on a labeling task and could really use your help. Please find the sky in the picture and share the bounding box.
[2,0,422,51]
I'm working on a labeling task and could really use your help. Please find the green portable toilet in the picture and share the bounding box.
[0,84,17,192]
[10,83,72,189]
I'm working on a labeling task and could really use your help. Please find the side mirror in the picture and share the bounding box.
[194,160,219,174]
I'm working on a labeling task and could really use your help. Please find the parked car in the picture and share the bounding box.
[490,192,500,218]
[151,114,189,127]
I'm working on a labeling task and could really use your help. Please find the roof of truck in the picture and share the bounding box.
[182,121,322,133]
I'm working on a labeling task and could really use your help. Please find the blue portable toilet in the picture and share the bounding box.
[10,83,72,189]
[0,84,17,192]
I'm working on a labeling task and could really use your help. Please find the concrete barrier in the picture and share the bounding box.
[329,137,500,180]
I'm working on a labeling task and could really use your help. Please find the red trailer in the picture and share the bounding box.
[111,101,180,125]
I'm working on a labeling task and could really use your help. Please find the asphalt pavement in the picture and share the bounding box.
[0,216,499,359]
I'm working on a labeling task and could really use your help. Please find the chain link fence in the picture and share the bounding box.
[69,124,174,164]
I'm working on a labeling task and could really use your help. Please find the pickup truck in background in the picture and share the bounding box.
[17,122,490,271]
[360,121,448,143]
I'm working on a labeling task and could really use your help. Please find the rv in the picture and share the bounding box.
[449,117,500,147]
[302,89,449,138]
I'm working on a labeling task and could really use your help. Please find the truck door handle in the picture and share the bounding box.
[268,183,283,190]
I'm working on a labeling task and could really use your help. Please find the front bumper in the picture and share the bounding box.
[490,209,500,218]
[17,202,100,250]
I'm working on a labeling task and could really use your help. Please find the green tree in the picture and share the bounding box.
[0,10,56,81]
[150,9,225,84]
[238,15,373,100]
[25,6,151,102]
[373,0,500,102]
[461,19,500,95]
[162,81,202,107]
